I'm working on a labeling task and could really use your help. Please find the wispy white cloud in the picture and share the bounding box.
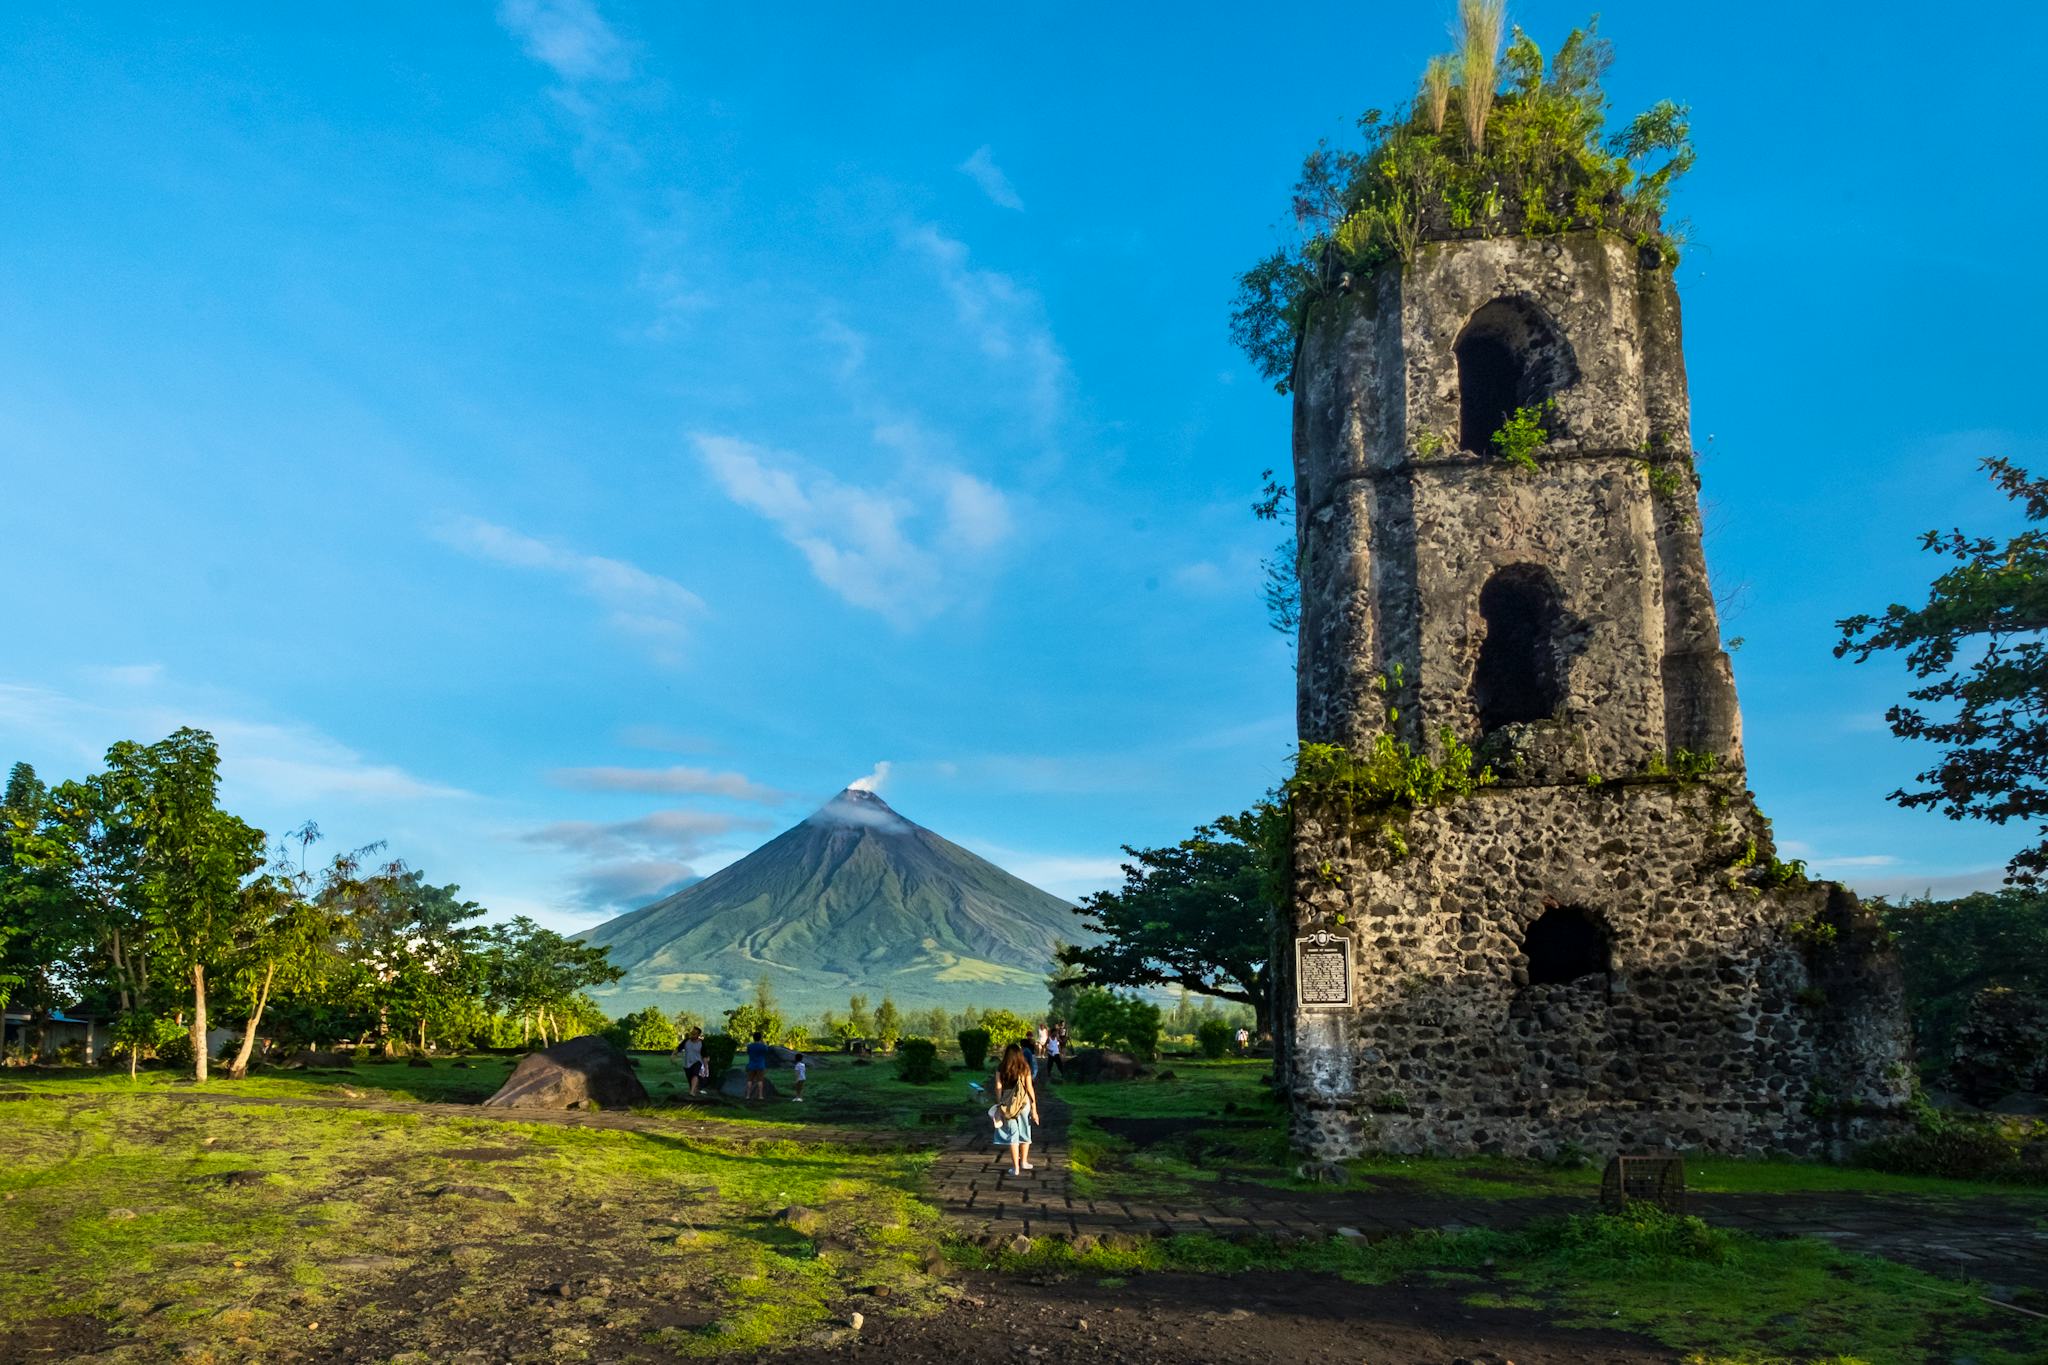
[522,807,767,911]
[436,516,704,661]
[1847,866,2008,902]
[551,764,786,803]
[961,839,1120,900]
[901,223,1067,431]
[496,0,630,83]
[0,678,470,807]
[959,145,1024,211]
[523,808,764,858]
[693,433,1011,623]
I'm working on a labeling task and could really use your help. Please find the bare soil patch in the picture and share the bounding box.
[775,1270,1673,1365]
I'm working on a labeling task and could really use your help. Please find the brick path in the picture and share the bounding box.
[930,1087,2048,1302]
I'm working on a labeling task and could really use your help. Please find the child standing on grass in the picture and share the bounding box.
[791,1052,806,1103]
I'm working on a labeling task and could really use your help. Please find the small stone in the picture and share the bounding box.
[1008,1234,1033,1256]
[106,1208,138,1221]
[1075,1318,1089,1331]
[848,1311,864,1332]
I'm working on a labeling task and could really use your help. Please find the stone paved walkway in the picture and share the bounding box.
[929,1086,2048,1302]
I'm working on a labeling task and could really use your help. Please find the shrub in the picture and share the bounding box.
[895,1038,946,1084]
[1071,988,1164,1060]
[723,1003,784,1049]
[605,1008,679,1052]
[957,1027,992,1071]
[703,1033,738,1079]
[154,1032,195,1069]
[1195,1019,1234,1059]
[974,1009,1030,1050]
[1859,1120,2029,1181]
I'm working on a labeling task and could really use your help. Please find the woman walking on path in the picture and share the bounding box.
[990,1042,1039,1176]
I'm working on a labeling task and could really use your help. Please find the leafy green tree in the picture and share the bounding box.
[872,995,902,1052]
[1195,1018,1234,1059]
[974,1008,1030,1050]
[480,914,621,1044]
[1881,888,2048,1064]
[1838,459,2048,885]
[1062,805,1284,1035]
[110,730,266,1083]
[1069,987,1163,1060]
[220,863,345,1077]
[845,992,873,1038]
[607,1008,679,1052]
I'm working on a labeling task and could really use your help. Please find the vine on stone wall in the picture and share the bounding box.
[1287,726,1495,863]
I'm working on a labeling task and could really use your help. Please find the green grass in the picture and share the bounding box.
[0,1091,945,1360]
[8,1049,990,1135]
[950,1207,2048,1365]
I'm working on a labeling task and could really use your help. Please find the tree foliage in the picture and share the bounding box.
[1231,15,1692,392]
[1837,459,2048,884]
[1060,805,1285,1032]
[1068,987,1163,1060]
[1880,888,2048,1067]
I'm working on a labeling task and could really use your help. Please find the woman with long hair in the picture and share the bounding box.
[990,1041,1039,1176]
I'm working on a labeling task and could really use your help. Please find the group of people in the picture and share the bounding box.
[670,1025,807,1102]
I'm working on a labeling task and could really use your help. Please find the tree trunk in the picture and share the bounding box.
[227,962,276,1079]
[190,964,209,1084]
[128,1040,139,1081]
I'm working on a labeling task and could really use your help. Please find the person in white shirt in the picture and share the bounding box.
[791,1053,807,1102]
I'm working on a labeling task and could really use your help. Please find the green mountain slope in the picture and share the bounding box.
[580,788,1082,1017]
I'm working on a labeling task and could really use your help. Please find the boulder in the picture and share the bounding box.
[480,1035,649,1110]
[716,1066,780,1099]
[1066,1048,1147,1083]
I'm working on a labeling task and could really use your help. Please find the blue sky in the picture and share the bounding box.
[2,1,2042,927]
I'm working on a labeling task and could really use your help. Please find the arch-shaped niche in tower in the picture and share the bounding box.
[1454,296,1580,454]
[1472,563,1567,731]
[1521,905,1611,988]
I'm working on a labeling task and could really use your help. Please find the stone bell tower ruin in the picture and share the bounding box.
[1282,229,1913,1159]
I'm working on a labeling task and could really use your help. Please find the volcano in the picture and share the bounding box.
[580,788,1081,1017]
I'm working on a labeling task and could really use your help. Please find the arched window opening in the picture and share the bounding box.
[1454,297,1580,454]
[1473,564,1565,730]
[1456,333,1519,456]
[1522,906,1609,987]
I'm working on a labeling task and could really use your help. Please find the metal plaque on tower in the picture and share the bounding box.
[1295,930,1352,1009]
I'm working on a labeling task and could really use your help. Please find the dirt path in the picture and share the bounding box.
[776,1269,1674,1365]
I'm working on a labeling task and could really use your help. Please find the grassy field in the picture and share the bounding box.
[0,1085,945,1360]
[7,1049,2047,1362]
[1058,1057,2048,1203]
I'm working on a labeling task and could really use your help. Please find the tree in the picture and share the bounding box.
[1061,804,1285,1035]
[608,1008,679,1052]
[480,915,621,1044]
[220,866,342,1077]
[872,996,902,1051]
[1838,459,2048,885]
[115,730,267,1083]
[1069,987,1163,1060]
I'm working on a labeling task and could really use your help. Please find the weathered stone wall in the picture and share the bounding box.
[1288,780,1912,1159]
[1285,228,1910,1158]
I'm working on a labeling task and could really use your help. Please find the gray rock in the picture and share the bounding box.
[480,1035,649,1111]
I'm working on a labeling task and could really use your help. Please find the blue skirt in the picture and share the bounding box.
[993,1111,1033,1145]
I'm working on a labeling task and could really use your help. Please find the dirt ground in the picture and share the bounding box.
[777,1270,1676,1365]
